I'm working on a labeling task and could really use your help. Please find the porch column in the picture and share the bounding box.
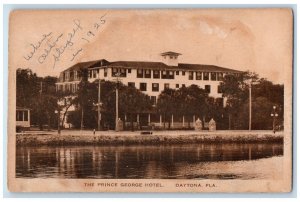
[182,116,185,127]
[193,115,195,127]
[171,114,174,128]
[148,113,151,125]
[159,115,162,126]
[125,114,127,122]
[137,114,139,123]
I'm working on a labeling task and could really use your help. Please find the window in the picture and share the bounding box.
[182,84,186,88]
[211,72,216,81]
[145,69,151,78]
[150,96,157,105]
[104,68,107,77]
[161,70,174,79]
[170,56,173,59]
[153,70,160,79]
[196,72,202,80]
[112,68,126,77]
[217,72,223,81]
[16,111,22,121]
[205,85,211,93]
[176,84,180,88]
[189,72,194,80]
[93,70,97,78]
[128,82,135,88]
[140,83,147,91]
[169,71,174,79]
[137,69,143,78]
[152,83,159,92]
[182,71,186,76]
[23,111,28,121]
[217,85,223,93]
[176,71,179,75]
[164,83,170,90]
[88,70,92,79]
[203,72,209,80]
[128,69,131,73]
[74,71,78,80]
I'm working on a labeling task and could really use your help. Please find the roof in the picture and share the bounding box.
[62,59,109,72]
[62,60,242,73]
[178,63,242,73]
[160,51,182,56]
[16,106,30,111]
[107,61,169,69]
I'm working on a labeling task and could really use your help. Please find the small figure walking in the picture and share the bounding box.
[93,129,96,135]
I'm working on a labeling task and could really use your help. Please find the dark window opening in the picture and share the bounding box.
[152,83,159,92]
[140,83,147,91]
[176,84,180,88]
[176,71,179,75]
[188,72,194,80]
[217,85,223,93]
[153,70,160,79]
[128,69,131,73]
[203,72,209,80]
[182,71,186,76]
[217,72,223,81]
[164,83,170,90]
[161,70,174,79]
[196,72,202,80]
[205,85,211,93]
[128,82,135,88]
[211,72,217,81]
[145,69,151,78]
[137,69,143,78]
[112,68,127,77]
[104,68,107,77]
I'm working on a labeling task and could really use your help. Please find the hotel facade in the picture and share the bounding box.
[56,52,241,129]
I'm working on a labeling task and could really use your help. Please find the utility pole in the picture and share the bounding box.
[97,78,101,131]
[114,72,121,132]
[39,81,43,131]
[249,82,252,131]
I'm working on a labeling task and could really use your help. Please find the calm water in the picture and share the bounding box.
[16,143,283,179]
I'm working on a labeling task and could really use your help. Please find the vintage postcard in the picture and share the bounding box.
[7,8,293,192]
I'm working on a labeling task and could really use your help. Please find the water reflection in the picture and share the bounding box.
[16,143,283,179]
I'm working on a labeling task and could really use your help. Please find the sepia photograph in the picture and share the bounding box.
[7,8,293,192]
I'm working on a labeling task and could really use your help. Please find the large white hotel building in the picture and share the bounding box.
[56,51,241,128]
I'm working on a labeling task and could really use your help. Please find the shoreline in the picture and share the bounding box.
[16,130,284,146]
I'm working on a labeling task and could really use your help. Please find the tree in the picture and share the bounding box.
[119,85,152,131]
[220,71,284,130]
[176,85,209,128]
[16,68,58,130]
[156,88,177,129]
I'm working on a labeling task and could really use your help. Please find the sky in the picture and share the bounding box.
[9,9,293,84]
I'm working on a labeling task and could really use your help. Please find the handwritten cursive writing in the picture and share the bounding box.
[38,34,64,64]
[70,48,83,62]
[23,32,53,61]
[52,19,83,68]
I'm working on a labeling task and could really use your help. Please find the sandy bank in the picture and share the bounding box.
[16,130,284,146]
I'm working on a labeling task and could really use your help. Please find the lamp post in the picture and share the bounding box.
[270,105,278,134]
[97,78,102,131]
[114,72,122,131]
[55,109,61,135]
[246,79,259,131]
